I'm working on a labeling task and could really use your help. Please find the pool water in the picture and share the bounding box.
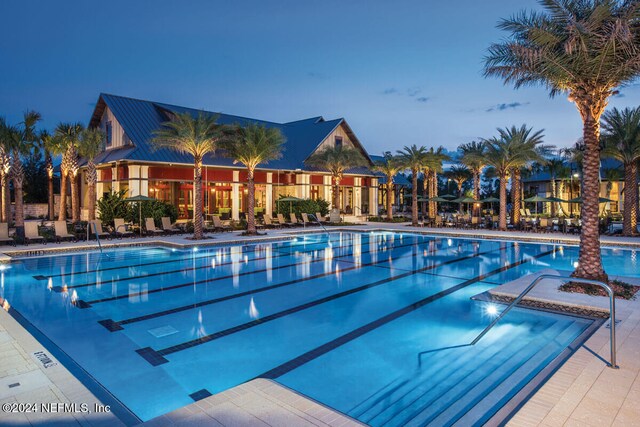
[1,232,635,425]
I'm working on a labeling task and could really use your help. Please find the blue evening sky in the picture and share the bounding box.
[1,0,638,154]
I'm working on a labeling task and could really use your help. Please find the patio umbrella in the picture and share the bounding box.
[452,196,476,214]
[546,196,567,203]
[480,196,500,215]
[277,196,302,213]
[568,196,613,204]
[125,195,156,235]
[440,194,456,200]
[523,195,552,215]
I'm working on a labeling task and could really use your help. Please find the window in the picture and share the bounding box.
[105,121,112,147]
[334,136,343,147]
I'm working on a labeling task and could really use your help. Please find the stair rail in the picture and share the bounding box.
[308,214,331,238]
[89,221,103,255]
[471,274,618,368]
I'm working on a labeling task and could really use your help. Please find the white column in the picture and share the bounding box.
[323,175,332,206]
[128,165,149,197]
[232,170,240,221]
[112,165,120,192]
[370,178,379,216]
[266,173,273,216]
[354,177,362,215]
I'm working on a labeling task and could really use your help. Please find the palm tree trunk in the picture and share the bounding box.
[429,171,437,218]
[70,173,80,222]
[59,171,68,221]
[421,172,427,216]
[511,169,521,226]
[14,181,24,232]
[46,152,54,220]
[86,160,97,221]
[193,160,204,239]
[332,176,340,211]
[499,173,507,231]
[623,161,638,236]
[1,174,7,223]
[411,169,418,226]
[572,112,606,281]
[550,179,557,216]
[386,181,393,221]
[473,169,481,216]
[457,182,463,214]
[246,168,257,234]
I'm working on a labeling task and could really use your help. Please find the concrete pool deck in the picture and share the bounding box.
[0,223,639,426]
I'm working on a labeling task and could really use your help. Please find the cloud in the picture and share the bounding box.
[416,97,430,103]
[382,88,398,95]
[614,92,625,98]
[407,88,421,97]
[486,101,530,112]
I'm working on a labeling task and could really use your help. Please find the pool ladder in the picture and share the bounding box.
[89,222,103,255]
[419,274,618,368]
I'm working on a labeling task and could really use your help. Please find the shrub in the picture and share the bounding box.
[97,190,178,227]
[97,190,130,227]
[274,197,330,217]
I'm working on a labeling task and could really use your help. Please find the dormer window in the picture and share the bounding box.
[105,121,113,147]
[335,136,343,147]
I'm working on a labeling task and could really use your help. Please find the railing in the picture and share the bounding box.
[308,214,331,237]
[89,222,103,255]
[471,274,618,368]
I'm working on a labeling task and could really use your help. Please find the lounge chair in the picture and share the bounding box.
[145,218,164,236]
[161,217,181,234]
[263,214,279,229]
[277,213,293,227]
[114,218,134,238]
[24,222,46,245]
[301,213,313,226]
[289,213,304,227]
[88,220,110,240]
[0,223,15,246]
[53,221,76,243]
[212,215,232,232]
[314,212,328,224]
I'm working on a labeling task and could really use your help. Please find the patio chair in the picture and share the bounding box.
[301,213,311,226]
[0,223,15,246]
[277,213,293,227]
[471,216,481,229]
[212,215,233,232]
[538,218,553,233]
[161,217,181,234]
[314,212,328,224]
[54,221,76,243]
[24,222,47,245]
[114,218,134,238]
[145,218,164,236]
[289,213,304,227]
[525,208,532,217]
[88,220,110,240]
[263,214,279,229]
[433,216,443,227]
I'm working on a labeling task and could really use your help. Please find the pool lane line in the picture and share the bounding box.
[81,237,483,309]
[99,240,494,331]
[134,244,514,366]
[48,235,351,287]
[257,247,557,380]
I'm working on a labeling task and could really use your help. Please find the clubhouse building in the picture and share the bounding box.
[81,94,381,221]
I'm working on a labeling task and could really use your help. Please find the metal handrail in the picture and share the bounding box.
[472,274,618,368]
[308,214,331,237]
[89,222,103,255]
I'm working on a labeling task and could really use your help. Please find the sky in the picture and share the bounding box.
[1,0,639,155]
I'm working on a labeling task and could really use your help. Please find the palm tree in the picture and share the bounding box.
[484,0,640,281]
[305,144,368,212]
[459,141,486,207]
[153,112,225,240]
[544,158,569,216]
[481,135,534,231]
[497,125,547,225]
[601,107,640,236]
[38,130,55,220]
[602,167,623,214]
[9,111,42,236]
[396,145,427,226]
[78,128,105,221]
[424,147,449,217]
[445,164,472,214]
[53,123,83,221]
[0,118,13,223]
[373,152,403,221]
[223,124,285,235]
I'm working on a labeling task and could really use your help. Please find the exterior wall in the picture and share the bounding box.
[98,106,130,150]
[314,124,358,153]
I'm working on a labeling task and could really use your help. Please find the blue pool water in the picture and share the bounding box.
[1,232,636,425]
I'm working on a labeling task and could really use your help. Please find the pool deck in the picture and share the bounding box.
[1,223,639,426]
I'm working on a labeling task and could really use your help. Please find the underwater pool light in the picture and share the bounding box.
[486,304,498,316]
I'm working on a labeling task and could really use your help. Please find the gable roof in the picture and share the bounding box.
[88,93,374,174]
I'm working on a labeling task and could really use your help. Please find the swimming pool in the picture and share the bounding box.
[2,232,636,425]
